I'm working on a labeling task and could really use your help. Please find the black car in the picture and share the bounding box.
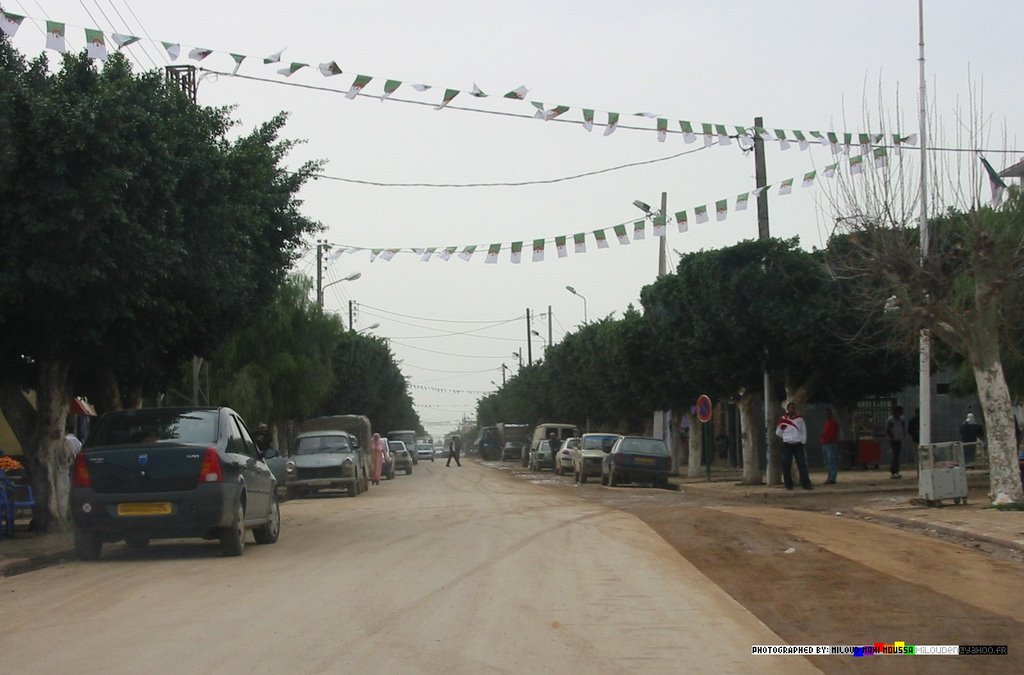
[70,407,281,559]
[601,436,672,489]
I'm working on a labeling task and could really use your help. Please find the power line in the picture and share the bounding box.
[388,340,510,360]
[357,303,523,325]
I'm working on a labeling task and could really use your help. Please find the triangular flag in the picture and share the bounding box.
[657,118,668,143]
[420,247,436,262]
[532,239,545,262]
[715,124,731,146]
[264,49,285,64]
[593,230,609,249]
[439,247,457,261]
[801,171,816,188]
[778,178,794,195]
[458,245,476,262]
[319,61,343,77]
[751,186,767,198]
[162,42,180,60]
[369,248,382,262]
[823,163,838,178]
[582,109,594,132]
[485,244,501,264]
[347,75,372,99]
[1,12,25,38]
[792,130,808,151]
[736,193,750,212]
[380,249,398,262]
[633,221,646,240]
[980,155,1008,207]
[544,105,570,121]
[555,236,568,258]
[530,102,546,120]
[675,211,689,233]
[613,225,630,245]
[873,147,888,168]
[504,86,528,99]
[652,215,666,237]
[604,112,619,137]
[850,155,864,174]
[189,47,213,61]
[694,205,709,224]
[470,83,487,97]
[230,53,246,75]
[45,21,66,53]
[510,241,523,264]
[84,28,107,60]
[715,200,728,222]
[809,131,827,146]
[680,121,696,144]
[382,80,402,99]
[411,83,431,92]
[573,233,586,253]
[436,88,459,110]
[737,135,754,151]
[277,62,307,77]
[329,249,344,261]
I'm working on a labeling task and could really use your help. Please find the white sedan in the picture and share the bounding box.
[415,442,436,462]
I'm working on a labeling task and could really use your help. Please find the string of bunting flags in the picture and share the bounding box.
[319,148,892,265]
[1,11,915,151]
[409,383,494,396]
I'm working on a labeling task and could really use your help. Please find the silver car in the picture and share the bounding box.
[528,440,555,472]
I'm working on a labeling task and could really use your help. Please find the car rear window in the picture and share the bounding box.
[296,435,351,455]
[619,438,669,455]
[583,435,618,450]
[87,409,219,447]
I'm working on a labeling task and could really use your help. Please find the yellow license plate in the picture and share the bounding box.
[117,502,172,516]
[634,457,655,465]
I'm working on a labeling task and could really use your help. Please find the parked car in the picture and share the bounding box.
[415,441,435,462]
[528,440,555,472]
[264,447,294,499]
[502,441,526,461]
[389,440,414,475]
[601,436,672,489]
[522,422,579,466]
[70,406,280,560]
[388,430,418,465]
[286,430,364,499]
[554,437,579,476]
[572,433,621,483]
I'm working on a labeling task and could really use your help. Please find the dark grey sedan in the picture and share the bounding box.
[601,436,672,489]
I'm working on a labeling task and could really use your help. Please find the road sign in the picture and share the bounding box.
[696,395,713,423]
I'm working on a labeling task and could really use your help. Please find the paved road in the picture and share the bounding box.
[0,460,815,674]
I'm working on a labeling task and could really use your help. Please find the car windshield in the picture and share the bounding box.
[87,409,219,446]
[295,436,351,455]
[583,435,619,450]
[389,442,405,453]
[619,438,669,456]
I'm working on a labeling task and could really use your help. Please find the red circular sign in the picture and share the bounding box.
[696,395,713,423]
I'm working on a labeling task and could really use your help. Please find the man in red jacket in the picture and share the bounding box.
[820,408,840,485]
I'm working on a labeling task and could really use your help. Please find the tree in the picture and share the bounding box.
[0,41,320,529]
[830,192,1024,504]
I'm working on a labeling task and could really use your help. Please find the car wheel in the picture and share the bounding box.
[600,470,608,486]
[75,530,103,561]
[220,501,246,556]
[347,481,359,497]
[608,468,618,487]
[124,534,150,549]
[286,486,300,501]
[406,467,413,475]
[254,493,281,544]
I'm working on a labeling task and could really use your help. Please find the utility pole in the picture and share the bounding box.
[754,115,777,486]
[547,305,552,349]
[917,0,932,449]
[526,308,533,366]
[658,191,668,277]
[349,299,355,332]
[501,363,508,385]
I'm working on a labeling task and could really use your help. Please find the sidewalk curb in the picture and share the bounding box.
[851,507,1024,552]
[0,548,76,578]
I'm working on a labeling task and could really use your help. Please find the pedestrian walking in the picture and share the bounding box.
[447,434,462,467]
[371,432,386,484]
[886,405,907,479]
[776,401,812,490]
[819,408,839,485]
[959,412,985,468]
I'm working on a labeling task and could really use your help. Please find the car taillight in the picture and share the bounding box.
[72,453,91,488]
[199,447,224,483]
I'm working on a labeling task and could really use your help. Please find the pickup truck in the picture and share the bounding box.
[70,406,280,560]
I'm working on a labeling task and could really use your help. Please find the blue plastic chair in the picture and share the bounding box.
[0,470,36,535]
[0,482,8,540]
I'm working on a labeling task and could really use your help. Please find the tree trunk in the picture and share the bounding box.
[670,408,685,475]
[687,412,702,478]
[32,359,75,531]
[737,391,762,484]
[765,388,781,486]
[967,335,1024,505]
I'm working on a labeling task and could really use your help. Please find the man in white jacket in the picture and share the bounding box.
[776,401,813,490]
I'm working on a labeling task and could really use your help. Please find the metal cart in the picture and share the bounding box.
[918,442,969,507]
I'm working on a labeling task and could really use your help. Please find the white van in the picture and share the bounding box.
[522,422,579,466]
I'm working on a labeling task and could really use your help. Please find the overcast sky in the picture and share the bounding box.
[7,1,1024,436]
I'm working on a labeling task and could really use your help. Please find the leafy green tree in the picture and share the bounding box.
[0,41,320,529]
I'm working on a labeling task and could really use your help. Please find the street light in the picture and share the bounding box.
[531,330,547,350]
[357,322,380,334]
[318,271,361,307]
[565,285,588,324]
[633,193,668,277]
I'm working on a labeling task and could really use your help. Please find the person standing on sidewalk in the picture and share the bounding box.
[819,408,840,485]
[447,434,462,467]
[886,405,907,479]
[776,401,812,490]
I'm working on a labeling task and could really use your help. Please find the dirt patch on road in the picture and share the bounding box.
[626,500,1022,674]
